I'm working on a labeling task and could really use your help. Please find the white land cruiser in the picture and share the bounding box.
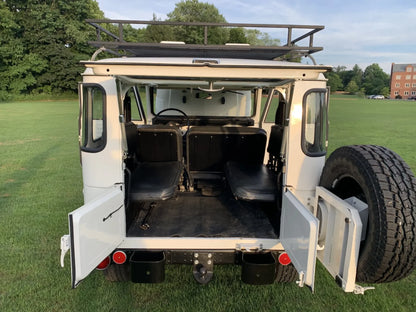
[60,20,416,293]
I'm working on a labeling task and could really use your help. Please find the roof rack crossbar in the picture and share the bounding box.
[86,19,324,29]
[89,22,121,42]
[85,19,324,60]
[288,28,321,47]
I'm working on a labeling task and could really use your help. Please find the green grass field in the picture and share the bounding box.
[1,95,416,312]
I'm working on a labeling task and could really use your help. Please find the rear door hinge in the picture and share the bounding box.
[296,271,305,287]
[60,235,71,268]
[236,243,264,252]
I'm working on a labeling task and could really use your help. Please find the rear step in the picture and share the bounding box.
[128,250,278,285]
[241,252,276,285]
[130,251,165,283]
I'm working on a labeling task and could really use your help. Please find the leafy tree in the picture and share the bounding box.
[338,64,363,89]
[357,88,366,98]
[350,64,363,87]
[0,2,25,99]
[229,28,248,44]
[345,80,359,94]
[244,29,280,46]
[166,0,229,44]
[325,64,389,95]
[143,14,175,43]
[380,86,390,98]
[334,65,347,72]
[143,0,280,46]
[0,2,48,98]
[326,72,343,92]
[362,63,390,95]
[0,0,104,98]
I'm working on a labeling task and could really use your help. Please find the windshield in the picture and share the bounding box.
[154,88,252,117]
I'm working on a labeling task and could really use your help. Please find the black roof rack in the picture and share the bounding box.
[86,19,324,60]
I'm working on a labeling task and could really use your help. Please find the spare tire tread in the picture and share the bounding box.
[275,263,298,283]
[320,145,416,283]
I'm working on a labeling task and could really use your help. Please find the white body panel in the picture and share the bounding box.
[285,80,327,207]
[80,76,124,203]
[280,189,318,290]
[69,186,125,288]
[84,58,328,81]
[314,187,363,292]
[119,237,282,251]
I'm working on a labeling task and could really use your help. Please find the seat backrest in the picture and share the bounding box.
[187,126,267,172]
[266,125,284,158]
[136,125,182,162]
[267,99,286,158]
[125,122,138,156]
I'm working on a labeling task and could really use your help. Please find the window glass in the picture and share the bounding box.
[153,88,252,117]
[81,85,106,152]
[302,90,327,156]
[264,90,284,123]
[126,88,142,121]
[91,90,104,141]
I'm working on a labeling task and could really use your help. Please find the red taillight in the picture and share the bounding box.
[96,256,110,270]
[113,251,127,265]
[278,252,291,266]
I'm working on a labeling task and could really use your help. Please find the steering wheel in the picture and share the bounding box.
[154,108,190,134]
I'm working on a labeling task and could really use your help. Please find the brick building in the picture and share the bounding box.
[390,63,416,99]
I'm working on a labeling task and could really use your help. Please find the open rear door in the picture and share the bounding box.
[280,189,319,291]
[69,186,125,288]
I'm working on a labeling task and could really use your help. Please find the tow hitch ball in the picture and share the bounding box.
[192,253,214,284]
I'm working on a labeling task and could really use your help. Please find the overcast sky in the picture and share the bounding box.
[95,0,416,73]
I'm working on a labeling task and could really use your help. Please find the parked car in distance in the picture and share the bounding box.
[371,95,385,99]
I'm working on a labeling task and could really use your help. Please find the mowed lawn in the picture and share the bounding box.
[1,96,416,312]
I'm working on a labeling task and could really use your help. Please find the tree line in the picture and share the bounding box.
[0,0,390,100]
[0,0,281,101]
[325,64,390,96]
[0,0,104,100]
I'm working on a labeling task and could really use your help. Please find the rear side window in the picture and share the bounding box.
[302,89,328,156]
[80,84,106,152]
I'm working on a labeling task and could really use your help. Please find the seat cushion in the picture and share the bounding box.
[225,161,277,202]
[130,161,183,201]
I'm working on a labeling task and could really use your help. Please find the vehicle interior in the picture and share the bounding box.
[122,82,288,239]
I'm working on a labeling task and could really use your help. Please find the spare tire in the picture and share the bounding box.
[319,145,416,283]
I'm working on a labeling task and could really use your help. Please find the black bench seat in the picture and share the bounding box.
[130,161,183,201]
[128,125,183,202]
[225,162,277,202]
[224,125,284,202]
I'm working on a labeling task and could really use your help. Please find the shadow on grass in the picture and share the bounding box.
[0,144,61,215]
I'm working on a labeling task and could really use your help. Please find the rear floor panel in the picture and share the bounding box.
[127,191,279,238]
